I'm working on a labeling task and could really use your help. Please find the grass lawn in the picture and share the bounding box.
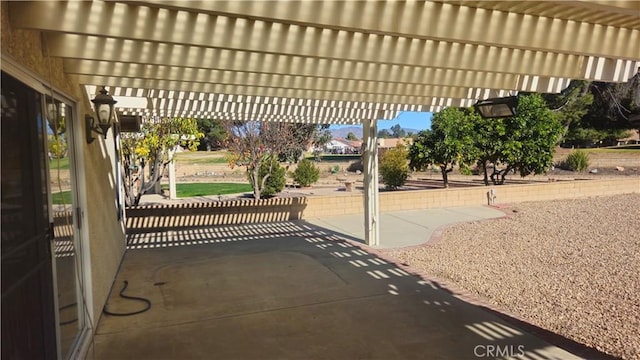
[587,146,639,153]
[50,157,70,170]
[52,191,72,204]
[163,182,253,197]
[174,151,229,165]
[309,154,361,162]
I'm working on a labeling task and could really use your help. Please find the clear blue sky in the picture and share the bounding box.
[330,111,432,131]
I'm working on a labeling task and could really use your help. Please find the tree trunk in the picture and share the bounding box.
[251,166,261,200]
[481,161,489,186]
[133,192,143,206]
[490,166,511,185]
[490,165,500,185]
[440,166,449,188]
[499,169,508,185]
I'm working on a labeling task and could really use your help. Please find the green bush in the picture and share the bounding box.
[293,159,320,187]
[564,150,590,172]
[458,165,473,176]
[380,145,409,190]
[249,157,286,197]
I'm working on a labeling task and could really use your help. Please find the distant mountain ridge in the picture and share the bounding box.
[330,126,363,139]
[330,126,420,139]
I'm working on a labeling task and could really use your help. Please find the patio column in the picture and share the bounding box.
[362,117,380,247]
[168,147,177,199]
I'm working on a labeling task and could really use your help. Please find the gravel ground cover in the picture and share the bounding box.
[389,193,640,359]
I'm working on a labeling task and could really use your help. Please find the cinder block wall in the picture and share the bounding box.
[125,178,638,231]
[302,178,640,217]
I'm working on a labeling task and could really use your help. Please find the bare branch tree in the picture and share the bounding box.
[224,121,297,199]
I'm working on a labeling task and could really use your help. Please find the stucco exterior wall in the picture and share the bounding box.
[1,2,126,323]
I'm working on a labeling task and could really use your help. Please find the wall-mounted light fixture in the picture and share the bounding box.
[46,100,61,133]
[474,96,518,119]
[47,101,58,123]
[86,86,117,144]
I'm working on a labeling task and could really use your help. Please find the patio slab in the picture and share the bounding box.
[92,221,581,360]
[305,206,506,248]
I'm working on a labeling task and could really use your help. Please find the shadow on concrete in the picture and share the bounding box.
[125,197,308,233]
[94,221,614,359]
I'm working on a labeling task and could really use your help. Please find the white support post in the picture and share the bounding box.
[362,117,380,247]
[168,147,177,199]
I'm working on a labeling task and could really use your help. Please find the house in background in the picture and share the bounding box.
[377,138,413,149]
[323,138,363,154]
[377,138,413,156]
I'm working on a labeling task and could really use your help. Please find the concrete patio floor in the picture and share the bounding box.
[305,206,506,248]
[91,215,587,360]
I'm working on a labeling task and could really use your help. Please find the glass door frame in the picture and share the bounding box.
[1,55,93,359]
[44,92,91,359]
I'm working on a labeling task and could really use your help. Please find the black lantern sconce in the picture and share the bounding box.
[86,86,117,144]
[474,96,518,119]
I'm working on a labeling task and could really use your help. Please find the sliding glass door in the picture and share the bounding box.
[2,71,87,359]
[47,96,84,358]
[1,72,57,359]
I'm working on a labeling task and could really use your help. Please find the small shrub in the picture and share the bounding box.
[249,157,286,197]
[564,150,590,172]
[293,159,320,187]
[459,165,473,176]
[380,144,409,190]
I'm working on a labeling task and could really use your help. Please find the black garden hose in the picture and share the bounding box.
[103,280,152,316]
[59,302,78,326]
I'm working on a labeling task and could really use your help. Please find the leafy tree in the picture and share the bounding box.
[543,80,593,141]
[47,114,67,159]
[586,74,640,131]
[196,118,227,151]
[121,117,203,206]
[544,75,640,146]
[377,129,391,138]
[346,132,358,140]
[469,110,503,185]
[489,94,563,184]
[408,107,476,188]
[293,159,320,187]
[48,134,68,159]
[380,144,409,190]
[390,124,406,138]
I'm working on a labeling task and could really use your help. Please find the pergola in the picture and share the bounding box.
[8,0,639,245]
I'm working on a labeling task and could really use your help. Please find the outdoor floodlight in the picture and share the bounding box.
[86,86,117,143]
[474,96,518,119]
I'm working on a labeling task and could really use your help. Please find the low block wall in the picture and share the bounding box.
[125,178,639,232]
[126,197,308,233]
[302,177,640,217]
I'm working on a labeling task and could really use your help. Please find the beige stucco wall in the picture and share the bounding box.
[1,2,126,323]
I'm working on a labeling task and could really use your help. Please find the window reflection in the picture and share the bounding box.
[47,98,80,358]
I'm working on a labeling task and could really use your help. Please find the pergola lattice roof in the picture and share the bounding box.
[8,0,640,123]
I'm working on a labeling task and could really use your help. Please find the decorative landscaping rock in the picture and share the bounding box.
[389,194,640,360]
